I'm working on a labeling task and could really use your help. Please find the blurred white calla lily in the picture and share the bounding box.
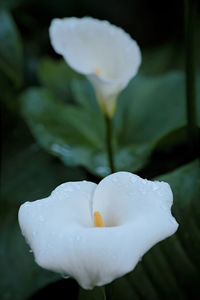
[49,17,141,117]
[18,172,178,289]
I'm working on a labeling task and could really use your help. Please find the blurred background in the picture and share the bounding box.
[1,0,200,299]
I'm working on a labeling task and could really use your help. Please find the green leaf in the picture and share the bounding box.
[0,9,23,86]
[38,57,100,111]
[115,72,188,144]
[0,114,85,300]
[78,160,200,300]
[155,126,188,151]
[20,87,107,174]
[20,57,200,176]
[39,57,83,103]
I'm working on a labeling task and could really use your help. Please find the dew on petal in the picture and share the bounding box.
[62,274,70,279]
[111,177,118,183]
[142,179,148,185]
[18,170,178,289]
[130,176,137,183]
[170,217,178,225]
[74,183,81,190]
[152,184,159,191]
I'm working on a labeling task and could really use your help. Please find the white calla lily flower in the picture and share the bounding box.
[18,172,178,289]
[49,17,141,117]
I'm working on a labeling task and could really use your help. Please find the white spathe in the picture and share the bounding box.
[18,172,178,289]
[19,172,178,289]
[49,17,141,117]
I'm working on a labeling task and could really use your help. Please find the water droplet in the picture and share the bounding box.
[152,184,159,191]
[170,217,177,225]
[130,177,137,183]
[75,184,81,190]
[65,187,73,192]
[112,177,118,183]
[29,249,33,253]
[62,274,70,279]
[142,180,147,185]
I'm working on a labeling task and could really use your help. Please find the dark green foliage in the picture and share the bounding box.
[1,2,200,300]
[79,161,200,300]
[20,59,200,176]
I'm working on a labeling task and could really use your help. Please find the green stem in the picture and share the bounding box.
[100,286,107,300]
[184,0,199,151]
[104,115,115,173]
